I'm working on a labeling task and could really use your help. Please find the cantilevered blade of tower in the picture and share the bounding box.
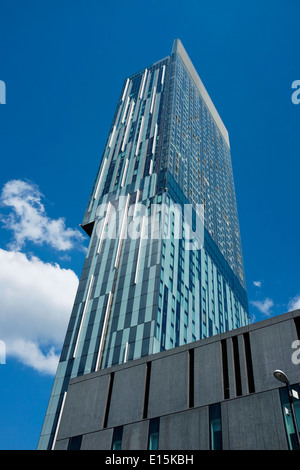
[38,39,248,450]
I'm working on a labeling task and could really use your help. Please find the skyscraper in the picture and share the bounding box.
[38,39,249,450]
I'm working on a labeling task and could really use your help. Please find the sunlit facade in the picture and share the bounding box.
[38,39,249,450]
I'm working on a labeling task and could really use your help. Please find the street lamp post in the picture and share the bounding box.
[273,369,300,450]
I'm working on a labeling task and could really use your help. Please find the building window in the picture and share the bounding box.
[209,403,222,450]
[67,435,82,450]
[111,426,123,450]
[148,418,160,450]
[279,385,300,450]
[221,339,229,399]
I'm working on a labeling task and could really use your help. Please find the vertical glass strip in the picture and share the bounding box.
[188,349,194,408]
[103,372,115,429]
[121,100,135,151]
[73,275,94,358]
[67,435,82,450]
[279,385,300,450]
[232,336,242,396]
[135,116,144,155]
[243,332,255,393]
[209,403,222,450]
[221,339,229,399]
[143,362,152,419]
[148,418,160,450]
[111,426,123,450]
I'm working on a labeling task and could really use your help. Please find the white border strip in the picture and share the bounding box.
[135,116,144,155]
[94,158,108,200]
[121,96,130,124]
[134,216,145,284]
[149,159,153,175]
[139,69,148,99]
[97,202,111,254]
[121,158,129,187]
[150,86,156,114]
[51,391,67,450]
[124,342,129,363]
[121,100,135,151]
[108,126,116,148]
[114,194,130,268]
[95,291,113,370]
[161,65,166,85]
[121,78,130,102]
[152,123,158,155]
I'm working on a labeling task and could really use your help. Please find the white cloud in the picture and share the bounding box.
[0,248,78,374]
[253,280,262,288]
[288,295,300,312]
[0,179,85,252]
[250,298,274,317]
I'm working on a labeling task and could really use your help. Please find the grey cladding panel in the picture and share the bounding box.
[194,341,223,406]
[107,364,147,427]
[250,319,299,393]
[222,391,288,450]
[159,407,209,450]
[81,429,114,450]
[122,421,149,450]
[57,373,110,439]
[147,351,188,417]
[54,438,69,450]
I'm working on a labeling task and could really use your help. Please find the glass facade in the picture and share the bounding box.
[209,403,222,450]
[148,418,160,450]
[111,426,123,450]
[67,435,82,451]
[38,39,249,450]
[279,384,300,450]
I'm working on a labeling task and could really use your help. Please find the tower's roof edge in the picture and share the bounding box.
[172,39,230,147]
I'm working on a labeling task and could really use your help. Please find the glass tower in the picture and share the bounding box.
[38,39,249,450]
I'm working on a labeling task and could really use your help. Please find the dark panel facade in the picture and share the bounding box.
[54,310,300,450]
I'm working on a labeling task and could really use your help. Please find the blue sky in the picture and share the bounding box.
[0,0,299,450]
